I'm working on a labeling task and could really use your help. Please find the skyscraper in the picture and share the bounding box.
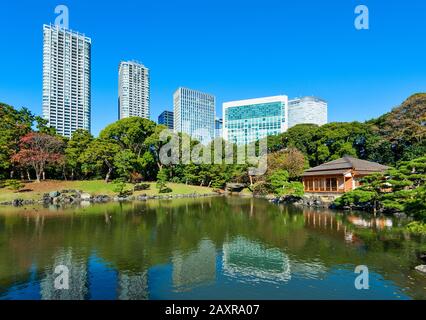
[288,96,328,128]
[42,24,91,138]
[223,96,288,145]
[158,110,174,129]
[118,61,150,120]
[215,118,223,139]
[173,87,215,144]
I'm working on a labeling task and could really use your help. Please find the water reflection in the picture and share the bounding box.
[0,197,425,300]
[223,237,291,283]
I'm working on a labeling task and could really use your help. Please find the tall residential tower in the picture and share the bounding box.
[118,61,150,120]
[42,24,91,137]
[173,87,215,144]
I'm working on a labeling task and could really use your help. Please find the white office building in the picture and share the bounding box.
[288,96,328,128]
[118,61,150,120]
[42,24,91,137]
[223,96,288,145]
[173,87,215,144]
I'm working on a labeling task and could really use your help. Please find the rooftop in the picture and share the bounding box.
[302,156,390,177]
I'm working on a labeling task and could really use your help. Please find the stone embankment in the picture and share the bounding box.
[0,189,220,206]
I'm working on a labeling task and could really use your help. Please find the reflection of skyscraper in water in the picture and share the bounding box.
[172,239,216,291]
[222,236,327,282]
[40,248,88,300]
[117,272,148,300]
[222,237,291,283]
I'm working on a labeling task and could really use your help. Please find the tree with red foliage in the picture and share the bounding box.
[12,132,64,182]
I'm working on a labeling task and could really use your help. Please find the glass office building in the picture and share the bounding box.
[288,96,327,128]
[42,24,91,137]
[215,118,223,139]
[158,110,174,129]
[173,87,215,144]
[223,96,288,145]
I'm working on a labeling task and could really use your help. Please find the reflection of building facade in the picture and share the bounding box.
[40,248,89,300]
[302,156,389,194]
[117,272,148,300]
[222,237,291,282]
[172,239,216,290]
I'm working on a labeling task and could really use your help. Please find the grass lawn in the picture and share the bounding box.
[0,180,214,202]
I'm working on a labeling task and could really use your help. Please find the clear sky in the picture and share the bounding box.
[1,0,425,136]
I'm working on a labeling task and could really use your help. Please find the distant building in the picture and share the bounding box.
[288,96,327,128]
[223,96,288,145]
[173,87,215,144]
[302,156,389,194]
[215,118,223,138]
[158,110,174,129]
[118,61,150,120]
[42,24,91,138]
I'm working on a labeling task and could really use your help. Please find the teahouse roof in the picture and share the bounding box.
[302,156,389,177]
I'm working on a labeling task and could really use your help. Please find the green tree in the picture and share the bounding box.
[80,139,120,182]
[65,129,93,180]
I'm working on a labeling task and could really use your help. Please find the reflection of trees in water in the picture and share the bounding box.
[0,198,426,299]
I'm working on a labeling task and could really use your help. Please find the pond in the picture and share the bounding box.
[0,197,425,300]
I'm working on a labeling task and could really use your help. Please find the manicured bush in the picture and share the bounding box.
[134,183,150,191]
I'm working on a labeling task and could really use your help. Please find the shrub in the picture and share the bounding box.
[112,179,133,197]
[333,189,376,208]
[405,221,426,235]
[159,187,173,194]
[251,182,271,196]
[134,183,150,191]
[4,179,25,192]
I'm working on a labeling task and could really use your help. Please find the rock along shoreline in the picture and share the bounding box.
[0,189,221,207]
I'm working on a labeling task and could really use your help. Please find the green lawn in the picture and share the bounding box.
[0,180,214,202]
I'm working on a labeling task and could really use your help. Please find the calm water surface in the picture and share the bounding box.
[0,197,425,300]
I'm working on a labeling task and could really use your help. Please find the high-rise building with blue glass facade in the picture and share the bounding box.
[223,96,288,145]
[215,118,223,138]
[158,110,174,129]
[174,87,215,144]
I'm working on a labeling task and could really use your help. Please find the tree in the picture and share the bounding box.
[11,132,64,182]
[80,139,120,183]
[267,147,306,179]
[267,169,289,194]
[114,150,138,180]
[65,129,93,180]
[99,117,156,157]
[156,168,171,193]
[0,103,34,178]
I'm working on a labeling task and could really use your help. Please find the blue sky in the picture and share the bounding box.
[1,0,425,136]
